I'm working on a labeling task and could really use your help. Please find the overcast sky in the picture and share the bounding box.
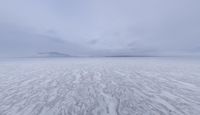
[0,0,200,57]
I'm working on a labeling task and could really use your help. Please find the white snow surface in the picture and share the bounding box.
[0,57,200,115]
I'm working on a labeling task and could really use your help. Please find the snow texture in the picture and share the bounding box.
[0,58,200,115]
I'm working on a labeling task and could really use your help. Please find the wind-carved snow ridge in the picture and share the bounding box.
[0,58,200,115]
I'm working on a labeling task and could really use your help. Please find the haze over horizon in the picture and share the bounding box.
[0,0,200,57]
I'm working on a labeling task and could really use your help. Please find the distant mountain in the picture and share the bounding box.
[37,52,72,57]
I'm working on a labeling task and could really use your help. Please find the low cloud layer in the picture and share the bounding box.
[0,0,200,57]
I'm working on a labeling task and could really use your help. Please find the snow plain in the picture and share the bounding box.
[0,57,200,115]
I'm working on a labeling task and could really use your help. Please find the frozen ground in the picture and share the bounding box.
[0,57,200,115]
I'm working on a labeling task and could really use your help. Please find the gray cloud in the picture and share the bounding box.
[0,23,91,57]
[0,0,200,57]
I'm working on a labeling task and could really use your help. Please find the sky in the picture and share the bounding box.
[0,0,200,57]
